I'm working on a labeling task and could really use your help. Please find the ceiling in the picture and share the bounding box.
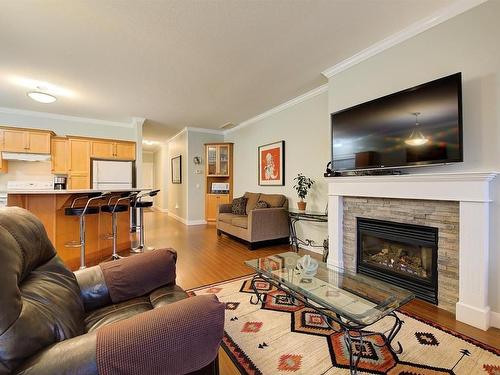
[0,0,458,140]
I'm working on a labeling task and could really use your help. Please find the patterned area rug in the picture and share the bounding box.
[189,275,500,375]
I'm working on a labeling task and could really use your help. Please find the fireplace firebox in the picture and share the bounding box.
[356,217,438,304]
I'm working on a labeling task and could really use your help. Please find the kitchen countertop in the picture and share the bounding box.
[7,188,148,195]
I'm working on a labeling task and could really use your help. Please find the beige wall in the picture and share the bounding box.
[168,132,188,221]
[225,91,329,250]
[153,143,169,211]
[328,1,500,313]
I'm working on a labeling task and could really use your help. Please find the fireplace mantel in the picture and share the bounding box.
[327,171,498,330]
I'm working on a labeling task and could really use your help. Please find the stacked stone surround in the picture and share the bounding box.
[342,197,459,313]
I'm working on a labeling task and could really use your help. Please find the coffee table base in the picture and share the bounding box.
[249,274,405,375]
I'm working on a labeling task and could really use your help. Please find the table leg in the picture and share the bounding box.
[249,274,265,305]
[288,217,300,252]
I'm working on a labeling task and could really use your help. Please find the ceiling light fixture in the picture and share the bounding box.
[27,88,57,104]
[405,112,428,146]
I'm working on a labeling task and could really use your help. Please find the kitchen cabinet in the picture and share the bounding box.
[68,138,90,189]
[205,194,230,222]
[91,139,136,160]
[0,127,52,154]
[0,155,8,173]
[51,137,68,174]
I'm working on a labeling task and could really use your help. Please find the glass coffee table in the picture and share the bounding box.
[245,252,414,375]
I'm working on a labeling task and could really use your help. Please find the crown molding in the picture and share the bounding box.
[0,106,136,128]
[185,126,224,135]
[225,84,328,135]
[321,0,488,78]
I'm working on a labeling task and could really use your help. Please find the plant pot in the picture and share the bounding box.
[297,201,307,211]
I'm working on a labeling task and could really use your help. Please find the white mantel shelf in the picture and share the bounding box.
[327,171,498,331]
[327,171,498,203]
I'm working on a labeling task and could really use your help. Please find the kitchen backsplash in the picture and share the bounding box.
[0,161,53,191]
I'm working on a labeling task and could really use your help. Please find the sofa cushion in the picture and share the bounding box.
[231,196,248,215]
[259,193,286,207]
[255,200,270,209]
[218,212,235,225]
[244,192,261,213]
[231,215,248,229]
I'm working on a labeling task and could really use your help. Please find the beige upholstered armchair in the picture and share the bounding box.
[216,192,290,249]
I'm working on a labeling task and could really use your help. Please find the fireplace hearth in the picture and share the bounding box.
[357,217,438,304]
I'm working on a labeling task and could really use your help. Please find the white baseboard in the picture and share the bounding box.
[168,212,187,224]
[187,219,207,226]
[167,212,207,226]
[456,302,490,331]
[490,310,500,329]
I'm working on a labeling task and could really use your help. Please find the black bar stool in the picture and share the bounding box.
[65,192,110,270]
[130,189,160,253]
[101,192,134,260]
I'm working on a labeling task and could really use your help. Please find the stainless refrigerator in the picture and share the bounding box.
[91,160,134,189]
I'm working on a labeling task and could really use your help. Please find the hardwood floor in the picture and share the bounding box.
[131,211,499,373]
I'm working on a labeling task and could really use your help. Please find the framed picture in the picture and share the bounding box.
[171,155,182,184]
[258,140,285,186]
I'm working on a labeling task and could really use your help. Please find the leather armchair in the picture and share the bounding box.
[0,207,224,375]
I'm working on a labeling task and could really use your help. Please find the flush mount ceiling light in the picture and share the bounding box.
[27,90,57,104]
[405,112,428,146]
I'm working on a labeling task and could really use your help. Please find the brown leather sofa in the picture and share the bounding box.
[0,207,224,375]
[217,192,290,249]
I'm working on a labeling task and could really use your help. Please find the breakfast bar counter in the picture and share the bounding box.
[7,189,144,270]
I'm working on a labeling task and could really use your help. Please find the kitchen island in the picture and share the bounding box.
[7,188,145,270]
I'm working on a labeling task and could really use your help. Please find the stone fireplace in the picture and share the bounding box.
[327,172,497,330]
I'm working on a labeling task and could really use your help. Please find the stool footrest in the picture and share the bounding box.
[65,241,82,248]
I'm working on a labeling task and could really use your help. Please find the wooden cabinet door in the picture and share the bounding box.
[206,194,230,222]
[218,145,230,176]
[91,140,114,159]
[115,142,136,160]
[68,175,89,189]
[2,129,26,152]
[27,132,51,153]
[0,155,8,173]
[69,138,90,174]
[51,138,68,174]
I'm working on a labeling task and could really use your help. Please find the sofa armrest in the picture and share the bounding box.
[14,331,98,375]
[248,207,290,242]
[96,294,225,375]
[74,266,112,312]
[99,248,177,304]
[217,203,232,214]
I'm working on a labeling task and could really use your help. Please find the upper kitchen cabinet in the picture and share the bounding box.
[68,138,90,174]
[90,139,136,160]
[0,127,53,154]
[51,137,68,174]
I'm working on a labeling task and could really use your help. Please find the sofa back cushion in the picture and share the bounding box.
[0,207,84,373]
[243,192,261,214]
[259,193,286,208]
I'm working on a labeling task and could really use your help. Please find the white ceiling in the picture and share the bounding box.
[0,0,458,140]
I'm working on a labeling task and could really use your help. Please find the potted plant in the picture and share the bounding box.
[293,173,314,210]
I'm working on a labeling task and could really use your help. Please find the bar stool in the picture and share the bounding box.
[101,192,134,260]
[130,189,160,253]
[65,192,110,270]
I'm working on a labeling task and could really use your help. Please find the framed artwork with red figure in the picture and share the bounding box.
[258,140,285,186]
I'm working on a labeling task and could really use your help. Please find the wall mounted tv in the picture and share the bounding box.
[331,73,463,172]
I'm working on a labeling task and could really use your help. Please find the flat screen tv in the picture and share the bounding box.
[331,73,463,172]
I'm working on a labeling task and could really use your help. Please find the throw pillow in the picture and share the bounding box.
[231,197,248,215]
[254,200,269,209]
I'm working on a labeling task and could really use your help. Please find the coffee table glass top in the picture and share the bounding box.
[245,252,414,326]
[288,208,327,217]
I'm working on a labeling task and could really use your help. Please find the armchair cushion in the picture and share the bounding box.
[96,294,225,375]
[99,248,177,303]
[243,192,260,214]
[255,200,270,209]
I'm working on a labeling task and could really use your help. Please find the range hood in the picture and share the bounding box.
[2,152,51,162]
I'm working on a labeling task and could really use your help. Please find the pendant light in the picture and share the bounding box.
[405,112,428,146]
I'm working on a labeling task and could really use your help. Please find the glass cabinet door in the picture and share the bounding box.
[207,146,217,175]
[218,145,229,176]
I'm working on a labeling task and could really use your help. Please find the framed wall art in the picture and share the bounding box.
[171,155,182,184]
[258,140,285,186]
